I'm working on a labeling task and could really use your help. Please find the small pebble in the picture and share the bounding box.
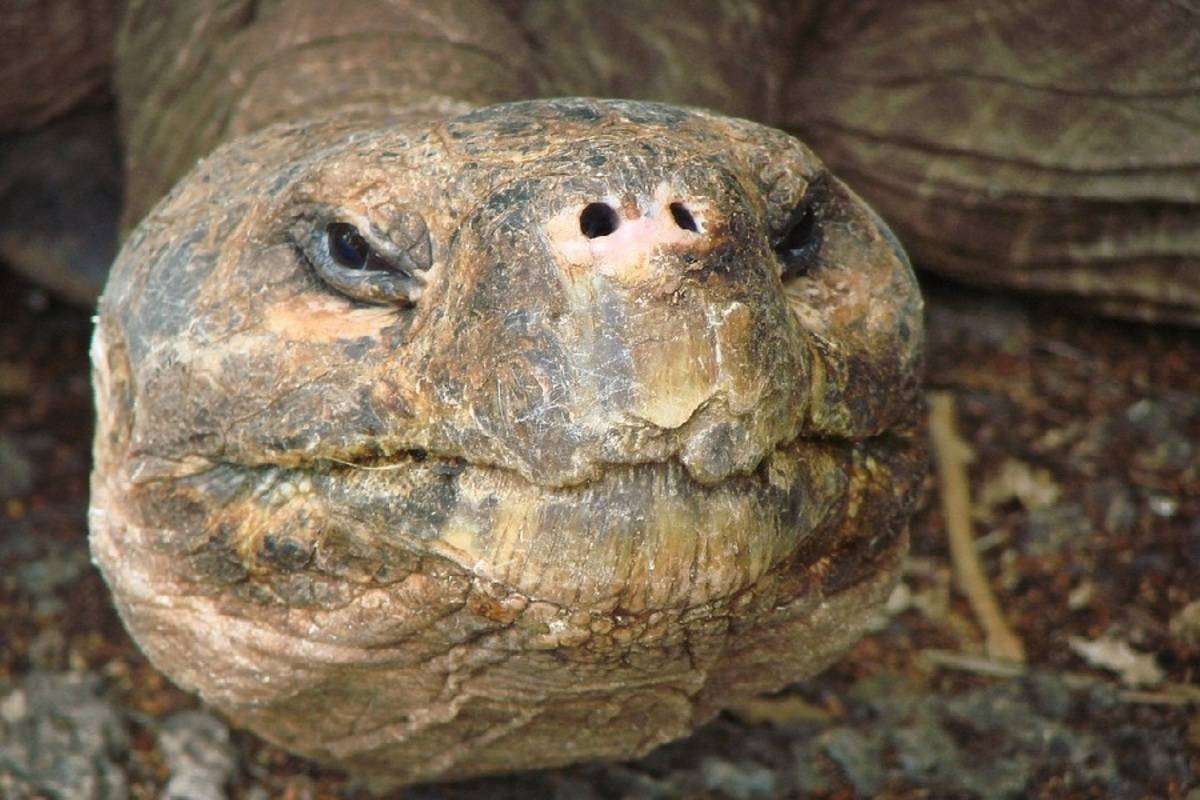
[698,757,776,800]
[0,672,129,800]
[1021,671,1073,720]
[891,719,960,782]
[1148,494,1178,518]
[819,727,883,797]
[790,739,832,795]
[158,711,237,800]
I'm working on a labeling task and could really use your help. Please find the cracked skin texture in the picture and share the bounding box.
[90,97,924,786]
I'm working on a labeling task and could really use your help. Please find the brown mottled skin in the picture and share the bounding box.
[19,0,1183,788]
[91,93,924,784]
[5,0,1197,322]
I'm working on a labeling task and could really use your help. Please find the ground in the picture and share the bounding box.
[1,265,1197,799]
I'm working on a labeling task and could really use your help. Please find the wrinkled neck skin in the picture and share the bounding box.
[116,0,806,223]
[116,0,526,224]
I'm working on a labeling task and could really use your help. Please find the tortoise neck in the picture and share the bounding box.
[114,0,805,231]
[115,0,540,228]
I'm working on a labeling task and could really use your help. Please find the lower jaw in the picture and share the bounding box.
[97,482,909,787]
[92,432,917,785]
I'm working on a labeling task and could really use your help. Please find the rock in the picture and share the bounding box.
[0,672,129,800]
[790,739,833,795]
[1120,716,1196,787]
[891,717,960,784]
[1020,671,1073,720]
[957,755,1036,800]
[157,711,237,800]
[13,544,91,617]
[1060,730,1122,792]
[15,545,90,599]
[698,757,776,800]
[945,684,1036,742]
[1125,397,1195,471]
[1147,493,1179,518]
[819,727,884,797]
[943,682,1128,797]
[847,672,927,722]
[547,775,601,800]
[575,763,675,800]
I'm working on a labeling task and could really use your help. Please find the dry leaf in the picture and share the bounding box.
[1169,600,1200,649]
[1068,636,1164,687]
[979,458,1060,512]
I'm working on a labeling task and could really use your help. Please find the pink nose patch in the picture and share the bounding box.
[545,186,711,287]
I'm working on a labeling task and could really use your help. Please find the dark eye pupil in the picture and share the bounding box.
[327,222,370,269]
[775,200,822,280]
[781,206,815,257]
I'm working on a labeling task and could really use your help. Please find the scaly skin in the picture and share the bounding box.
[779,0,1200,325]
[107,0,1200,328]
[3,1,1195,321]
[90,94,924,786]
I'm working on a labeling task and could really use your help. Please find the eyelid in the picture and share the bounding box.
[293,209,429,305]
[313,256,424,304]
[320,206,433,274]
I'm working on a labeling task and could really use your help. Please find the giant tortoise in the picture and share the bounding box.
[1,0,1196,790]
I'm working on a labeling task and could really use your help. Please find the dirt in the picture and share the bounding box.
[1,266,1197,799]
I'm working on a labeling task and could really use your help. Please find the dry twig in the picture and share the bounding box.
[921,648,1024,678]
[928,392,1026,663]
[922,649,1200,707]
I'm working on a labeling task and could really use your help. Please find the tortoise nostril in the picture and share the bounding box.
[580,202,620,238]
[670,202,698,232]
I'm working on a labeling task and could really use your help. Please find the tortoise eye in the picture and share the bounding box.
[774,179,826,281]
[777,205,818,266]
[299,214,432,306]
[327,222,371,269]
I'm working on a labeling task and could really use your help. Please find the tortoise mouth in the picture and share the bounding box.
[214,430,854,610]
[265,398,822,492]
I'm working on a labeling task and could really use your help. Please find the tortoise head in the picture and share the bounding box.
[90,98,923,780]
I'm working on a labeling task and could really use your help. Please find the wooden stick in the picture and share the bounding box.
[921,648,1025,678]
[922,649,1200,706]
[928,392,1027,664]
